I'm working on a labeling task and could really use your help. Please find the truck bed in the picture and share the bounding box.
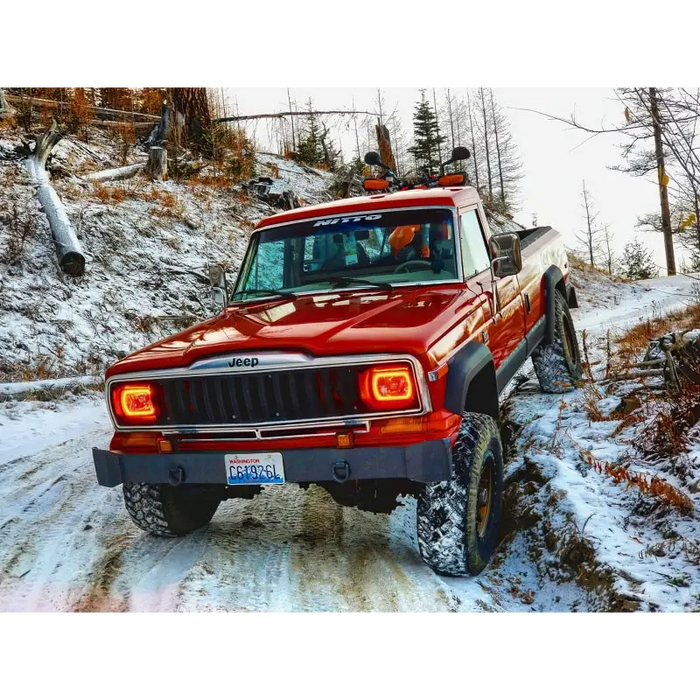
[513,226,553,248]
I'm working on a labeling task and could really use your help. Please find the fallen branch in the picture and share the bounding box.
[88,120,153,132]
[0,375,103,401]
[25,121,85,276]
[214,109,377,124]
[84,162,145,183]
[5,93,159,123]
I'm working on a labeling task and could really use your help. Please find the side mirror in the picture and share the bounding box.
[364,151,382,167]
[441,146,471,173]
[449,146,471,163]
[489,233,522,278]
[208,263,228,309]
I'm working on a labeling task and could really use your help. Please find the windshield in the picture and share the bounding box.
[236,208,459,297]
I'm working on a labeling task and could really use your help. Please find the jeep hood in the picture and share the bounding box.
[106,286,483,378]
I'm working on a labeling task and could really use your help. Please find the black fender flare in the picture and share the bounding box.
[444,341,498,419]
[543,265,566,344]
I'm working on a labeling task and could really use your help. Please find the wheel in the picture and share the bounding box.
[417,412,504,576]
[531,288,583,393]
[122,483,222,537]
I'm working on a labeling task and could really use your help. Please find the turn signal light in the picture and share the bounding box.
[360,365,417,411]
[380,411,461,435]
[111,382,160,425]
[335,431,354,448]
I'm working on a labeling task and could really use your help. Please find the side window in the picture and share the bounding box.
[460,210,491,278]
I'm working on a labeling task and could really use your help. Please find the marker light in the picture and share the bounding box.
[363,178,390,191]
[438,173,467,187]
[360,365,417,411]
[111,383,159,425]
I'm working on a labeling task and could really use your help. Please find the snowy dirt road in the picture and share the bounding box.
[0,275,696,612]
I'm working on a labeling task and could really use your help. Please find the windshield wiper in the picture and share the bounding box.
[325,276,394,292]
[231,288,297,301]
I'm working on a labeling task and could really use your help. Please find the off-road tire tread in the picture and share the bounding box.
[531,289,583,393]
[122,483,220,537]
[417,412,502,577]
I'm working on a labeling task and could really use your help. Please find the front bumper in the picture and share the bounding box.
[92,439,453,488]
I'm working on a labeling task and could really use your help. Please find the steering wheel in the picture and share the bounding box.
[393,259,433,274]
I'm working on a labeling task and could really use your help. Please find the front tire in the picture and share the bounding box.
[123,483,222,537]
[531,288,583,393]
[417,412,504,576]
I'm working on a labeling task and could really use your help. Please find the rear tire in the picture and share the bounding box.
[531,289,582,393]
[123,483,221,537]
[417,412,504,576]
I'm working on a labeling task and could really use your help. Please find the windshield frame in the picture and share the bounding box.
[232,205,465,303]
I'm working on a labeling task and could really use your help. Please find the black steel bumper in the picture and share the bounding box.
[92,439,453,488]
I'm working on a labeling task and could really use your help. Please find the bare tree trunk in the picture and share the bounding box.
[146,147,168,180]
[479,89,493,200]
[375,122,397,172]
[287,88,296,152]
[603,225,614,275]
[0,88,8,118]
[171,88,212,156]
[432,88,443,166]
[25,122,85,276]
[649,87,677,276]
[467,93,480,191]
[490,89,506,202]
[582,181,595,266]
[446,89,455,151]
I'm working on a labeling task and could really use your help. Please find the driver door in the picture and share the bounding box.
[459,208,526,369]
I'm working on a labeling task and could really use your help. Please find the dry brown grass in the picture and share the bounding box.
[93,183,128,204]
[579,448,694,514]
[616,304,700,362]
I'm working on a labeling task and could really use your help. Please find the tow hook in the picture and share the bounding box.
[168,466,185,486]
[332,460,351,483]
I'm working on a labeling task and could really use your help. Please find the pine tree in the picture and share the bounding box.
[620,238,656,279]
[408,89,446,174]
[296,99,325,167]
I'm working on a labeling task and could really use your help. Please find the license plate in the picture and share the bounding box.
[225,453,285,486]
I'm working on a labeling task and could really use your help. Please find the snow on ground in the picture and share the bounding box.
[0,393,586,612]
[570,263,700,334]
[3,277,698,611]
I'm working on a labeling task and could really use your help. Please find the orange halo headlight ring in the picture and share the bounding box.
[111,382,160,425]
[360,365,418,411]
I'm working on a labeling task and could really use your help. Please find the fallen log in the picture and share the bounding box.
[146,146,167,180]
[84,162,145,183]
[5,93,159,123]
[88,119,153,132]
[0,375,103,402]
[25,121,85,276]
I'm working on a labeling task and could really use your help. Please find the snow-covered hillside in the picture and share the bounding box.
[0,130,335,383]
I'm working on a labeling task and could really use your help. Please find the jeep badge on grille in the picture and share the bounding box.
[228,357,259,368]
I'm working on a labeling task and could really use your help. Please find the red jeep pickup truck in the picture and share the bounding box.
[93,150,582,576]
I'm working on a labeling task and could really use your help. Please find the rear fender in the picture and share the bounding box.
[543,265,567,344]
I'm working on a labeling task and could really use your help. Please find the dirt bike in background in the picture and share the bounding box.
[362,146,472,193]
